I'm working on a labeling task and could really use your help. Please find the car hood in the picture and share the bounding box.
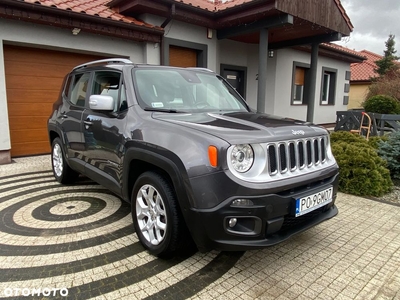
[152,111,328,144]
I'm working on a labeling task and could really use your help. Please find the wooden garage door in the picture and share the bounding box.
[169,45,197,67]
[4,45,107,157]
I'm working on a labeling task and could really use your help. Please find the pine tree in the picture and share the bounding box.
[375,34,399,76]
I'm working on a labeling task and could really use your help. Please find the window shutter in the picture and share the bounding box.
[295,67,305,85]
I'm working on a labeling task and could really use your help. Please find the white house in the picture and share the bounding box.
[0,0,364,163]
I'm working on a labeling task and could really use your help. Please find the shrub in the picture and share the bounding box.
[331,132,392,197]
[368,135,389,150]
[363,95,400,114]
[378,131,400,179]
[330,131,368,145]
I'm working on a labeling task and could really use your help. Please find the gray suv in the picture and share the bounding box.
[48,58,339,257]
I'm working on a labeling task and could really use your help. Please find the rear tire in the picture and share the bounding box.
[51,137,79,184]
[131,171,185,258]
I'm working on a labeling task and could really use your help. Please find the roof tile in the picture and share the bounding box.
[172,0,216,11]
[20,0,161,29]
[350,50,382,81]
[171,0,263,11]
[323,43,366,58]
[172,0,353,32]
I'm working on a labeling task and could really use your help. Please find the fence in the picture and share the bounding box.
[334,111,400,136]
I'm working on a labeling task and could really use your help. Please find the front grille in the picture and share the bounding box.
[267,137,328,176]
[268,146,277,173]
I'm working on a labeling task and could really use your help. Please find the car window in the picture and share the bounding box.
[63,75,72,98]
[91,71,124,112]
[70,73,91,107]
[119,81,128,111]
[132,69,249,113]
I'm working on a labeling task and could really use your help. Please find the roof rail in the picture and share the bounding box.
[73,58,133,71]
[186,67,214,73]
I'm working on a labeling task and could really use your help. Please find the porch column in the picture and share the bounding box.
[306,43,319,122]
[257,28,268,113]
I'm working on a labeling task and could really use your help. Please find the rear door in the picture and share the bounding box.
[57,72,91,173]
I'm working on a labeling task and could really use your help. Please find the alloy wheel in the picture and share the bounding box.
[52,143,63,178]
[136,184,167,245]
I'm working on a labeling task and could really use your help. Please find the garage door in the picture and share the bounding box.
[169,45,197,67]
[4,45,107,157]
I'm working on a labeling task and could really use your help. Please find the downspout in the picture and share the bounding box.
[160,3,176,65]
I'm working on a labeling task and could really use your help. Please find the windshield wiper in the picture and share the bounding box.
[144,107,184,113]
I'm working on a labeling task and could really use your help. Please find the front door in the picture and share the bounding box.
[82,70,127,194]
[221,66,246,98]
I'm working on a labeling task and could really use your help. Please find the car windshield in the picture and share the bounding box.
[132,68,249,113]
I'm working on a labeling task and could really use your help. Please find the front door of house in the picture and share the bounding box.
[221,66,246,98]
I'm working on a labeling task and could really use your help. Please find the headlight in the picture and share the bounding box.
[231,144,254,173]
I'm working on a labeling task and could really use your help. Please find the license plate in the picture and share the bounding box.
[295,187,333,217]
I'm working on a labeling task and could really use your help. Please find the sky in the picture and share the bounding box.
[335,0,400,56]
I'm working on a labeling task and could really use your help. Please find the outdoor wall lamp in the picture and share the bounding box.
[72,28,81,35]
[268,50,274,58]
[207,28,213,39]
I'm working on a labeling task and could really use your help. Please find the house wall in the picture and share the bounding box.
[218,40,253,109]
[274,48,350,124]
[218,39,277,112]
[140,15,218,71]
[349,83,369,109]
[105,12,353,126]
[0,18,145,155]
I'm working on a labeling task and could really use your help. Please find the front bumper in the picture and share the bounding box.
[186,171,339,252]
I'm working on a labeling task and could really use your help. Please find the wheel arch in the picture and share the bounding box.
[123,146,193,214]
[49,130,60,146]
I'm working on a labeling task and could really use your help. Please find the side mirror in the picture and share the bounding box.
[89,95,115,111]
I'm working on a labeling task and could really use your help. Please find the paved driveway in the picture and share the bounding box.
[0,155,399,300]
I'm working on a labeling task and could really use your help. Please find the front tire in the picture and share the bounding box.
[132,172,184,257]
[51,137,79,184]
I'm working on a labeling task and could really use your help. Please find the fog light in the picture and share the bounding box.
[228,218,237,228]
[232,199,254,207]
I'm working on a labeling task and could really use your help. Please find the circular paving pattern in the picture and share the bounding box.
[0,170,243,299]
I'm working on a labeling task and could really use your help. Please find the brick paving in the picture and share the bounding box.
[0,155,399,299]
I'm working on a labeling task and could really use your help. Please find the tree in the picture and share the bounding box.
[375,34,399,76]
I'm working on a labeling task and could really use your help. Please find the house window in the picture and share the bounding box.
[321,72,331,104]
[320,68,337,105]
[291,62,309,105]
[294,67,305,104]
